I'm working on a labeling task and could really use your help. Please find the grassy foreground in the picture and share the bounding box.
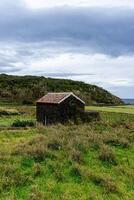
[0,105,134,200]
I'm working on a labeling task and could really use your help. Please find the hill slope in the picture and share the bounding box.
[0,74,123,105]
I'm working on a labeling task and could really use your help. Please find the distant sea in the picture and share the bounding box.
[123,99,134,105]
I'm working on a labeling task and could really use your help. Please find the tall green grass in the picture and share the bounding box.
[0,105,133,199]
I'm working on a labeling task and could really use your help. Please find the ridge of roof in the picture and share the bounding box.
[36,92,85,104]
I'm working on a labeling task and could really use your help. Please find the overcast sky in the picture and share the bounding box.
[0,0,134,98]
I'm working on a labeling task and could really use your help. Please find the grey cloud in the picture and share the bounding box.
[0,66,22,73]
[0,1,133,98]
[0,5,134,56]
[35,72,95,77]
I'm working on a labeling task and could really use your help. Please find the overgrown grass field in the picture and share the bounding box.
[0,105,133,200]
[86,105,134,114]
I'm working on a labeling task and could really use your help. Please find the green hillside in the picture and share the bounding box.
[0,74,123,105]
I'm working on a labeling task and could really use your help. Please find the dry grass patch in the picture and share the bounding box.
[69,148,83,164]
[99,144,117,165]
[105,136,130,148]
[0,164,32,191]
[33,163,42,177]
[90,174,118,193]
[13,135,50,162]
[26,187,45,200]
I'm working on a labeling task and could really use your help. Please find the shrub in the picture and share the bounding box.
[88,133,103,150]
[102,178,118,193]
[22,100,33,105]
[70,164,82,180]
[13,135,55,162]
[68,135,88,153]
[106,137,129,148]
[47,140,62,150]
[12,171,32,187]
[90,174,103,185]
[124,121,134,130]
[33,163,42,177]
[99,145,117,165]
[2,164,16,177]
[16,143,46,162]
[27,187,44,200]
[69,149,83,164]
[0,109,20,116]
[53,168,64,182]
[90,174,118,193]
[46,161,64,182]
[12,120,35,127]
[117,138,130,148]
[0,165,32,191]
[80,111,100,123]
[30,145,46,162]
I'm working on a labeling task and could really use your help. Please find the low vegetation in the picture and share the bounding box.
[12,120,35,128]
[0,105,133,199]
[0,107,20,116]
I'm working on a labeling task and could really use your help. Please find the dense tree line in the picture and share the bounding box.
[0,74,123,105]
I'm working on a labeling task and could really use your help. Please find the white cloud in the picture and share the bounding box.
[25,0,134,9]
[0,42,133,98]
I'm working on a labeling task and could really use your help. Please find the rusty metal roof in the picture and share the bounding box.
[36,92,85,104]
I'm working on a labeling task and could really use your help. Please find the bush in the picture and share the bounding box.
[117,138,130,148]
[99,145,117,165]
[16,143,46,162]
[69,149,83,164]
[80,111,100,123]
[90,174,118,193]
[0,109,20,116]
[53,168,64,182]
[0,164,32,191]
[22,100,33,105]
[33,163,42,177]
[27,187,44,200]
[106,137,129,148]
[102,178,118,193]
[70,164,82,180]
[47,141,61,150]
[13,135,56,162]
[12,120,35,127]
[88,133,103,150]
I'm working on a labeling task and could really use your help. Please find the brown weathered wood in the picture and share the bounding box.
[36,93,85,125]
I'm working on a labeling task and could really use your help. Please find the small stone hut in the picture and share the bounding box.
[36,92,85,125]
